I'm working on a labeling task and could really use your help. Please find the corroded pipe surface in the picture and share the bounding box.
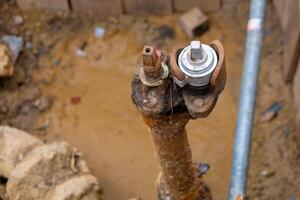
[144,115,196,199]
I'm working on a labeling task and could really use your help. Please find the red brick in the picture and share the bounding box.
[174,0,221,12]
[71,0,122,18]
[16,0,69,14]
[178,7,208,38]
[123,0,172,15]
[293,59,300,124]
[222,0,244,6]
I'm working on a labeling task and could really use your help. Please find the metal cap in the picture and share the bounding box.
[176,41,218,87]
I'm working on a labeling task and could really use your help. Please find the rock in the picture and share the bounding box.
[178,7,209,38]
[94,27,106,38]
[14,15,24,25]
[25,42,32,49]
[75,48,87,58]
[34,96,52,112]
[197,162,210,176]
[0,42,14,77]
[75,42,88,58]
[1,35,24,63]
[260,169,275,177]
[0,126,102,200]
[260,102,283,123]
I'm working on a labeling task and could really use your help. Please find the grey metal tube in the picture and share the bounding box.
[228,0,267,200]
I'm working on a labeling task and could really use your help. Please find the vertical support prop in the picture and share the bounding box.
[228,0,267,199]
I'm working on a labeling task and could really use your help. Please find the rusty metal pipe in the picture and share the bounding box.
[132,42,226,200]
[143,115,200,199]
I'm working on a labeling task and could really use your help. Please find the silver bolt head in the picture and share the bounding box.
[190,41,204,61]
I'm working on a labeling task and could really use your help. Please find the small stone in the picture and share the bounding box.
[260,102,283,123]
[25,42,32,49]
[34,96,52,112]
[76,48,87,58]
[178,7,209,38]
[1,35,24,62]
[70,96,81,105]
[0,42,14,77]
[19,102,32,114]
[197,162,210,176]
[260,169,275,177]
[52,59,61,66]
[94,27,106,38]
[14,15,24,25]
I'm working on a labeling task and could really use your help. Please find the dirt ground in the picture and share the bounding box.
[0,0,299,200]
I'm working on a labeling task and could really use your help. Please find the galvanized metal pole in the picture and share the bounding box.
[228,0,267,200]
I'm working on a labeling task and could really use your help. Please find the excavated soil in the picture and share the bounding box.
[0,1,299,200]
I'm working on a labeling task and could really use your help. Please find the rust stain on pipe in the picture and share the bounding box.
[143,114,211,200]
[144,115,195,197]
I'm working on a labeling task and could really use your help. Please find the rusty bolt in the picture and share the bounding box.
[141,45,162,80]
[142,46,159,67]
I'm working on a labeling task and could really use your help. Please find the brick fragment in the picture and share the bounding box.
[123,0,172,15]
[16,0,69,14]
[71,0,122,18]
[0,43,14,77]
[178,8,209,38]
[174,0,220,12]
[222,0,244,6]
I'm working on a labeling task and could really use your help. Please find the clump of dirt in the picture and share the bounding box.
[0,126,102,200]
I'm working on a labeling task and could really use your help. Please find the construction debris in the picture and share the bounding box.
[13,15,24,25]
[0,126,102,200]
[1,35,24,63]
[94,26,106,38]
[197,163,210,177]
[0,42,14,77]
[260,102,283,123]
[173,0,220,12]
[178,7,209,38]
